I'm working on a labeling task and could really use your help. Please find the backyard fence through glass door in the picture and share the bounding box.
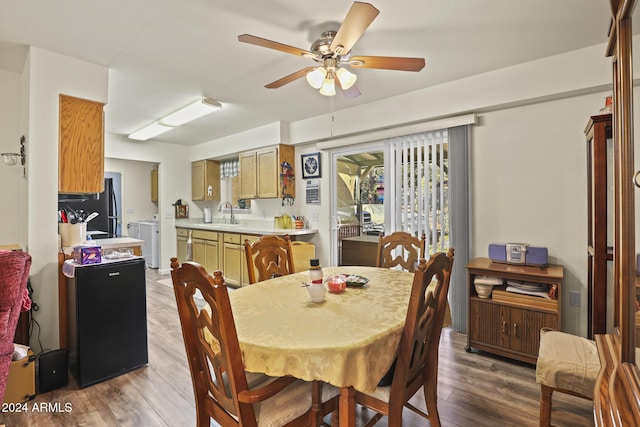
[390,130,449,255]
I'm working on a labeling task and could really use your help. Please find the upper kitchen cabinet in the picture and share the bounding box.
[192,159,220,201]
[239,144,295,199]
[58,94,105,193]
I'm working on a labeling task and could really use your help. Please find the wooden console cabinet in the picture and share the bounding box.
[466,257,563,364]
[585,113,613,338]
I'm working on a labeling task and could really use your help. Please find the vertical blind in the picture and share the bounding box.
[389,127,470,333]
[390,130,449,255]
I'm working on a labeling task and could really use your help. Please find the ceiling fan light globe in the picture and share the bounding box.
[336,67,357,90]
[319,78,336,96]
[306,67,327,90]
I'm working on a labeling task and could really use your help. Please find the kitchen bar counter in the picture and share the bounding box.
[175,218,317,237]
[61,237,144,256]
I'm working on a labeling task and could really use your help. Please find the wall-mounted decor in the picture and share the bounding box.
[301,152,321,179]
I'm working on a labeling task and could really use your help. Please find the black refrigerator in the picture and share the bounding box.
[66,257,148,388]
[58,178,119,238]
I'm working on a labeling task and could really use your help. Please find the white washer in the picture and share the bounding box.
[138,221,159,269]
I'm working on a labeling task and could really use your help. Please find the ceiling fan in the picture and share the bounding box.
[238,1,425,98]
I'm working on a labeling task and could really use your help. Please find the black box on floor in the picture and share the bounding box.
[38,349,68,393]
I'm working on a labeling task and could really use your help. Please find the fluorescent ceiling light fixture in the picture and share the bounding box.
[128,121,173,141]
[160,98,222,127]
[128,97,222,141]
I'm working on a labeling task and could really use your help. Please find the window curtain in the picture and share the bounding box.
[388,126,470,333]
[220,159,239,179]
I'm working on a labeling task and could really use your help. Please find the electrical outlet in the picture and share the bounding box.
[164,211,173,219]
[569,291,581,307]
[311,212,319,222]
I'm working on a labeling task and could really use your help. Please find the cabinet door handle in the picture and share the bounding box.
[513,323,518,337]
[501,321,507,334]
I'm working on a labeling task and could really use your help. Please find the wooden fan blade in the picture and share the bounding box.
[238,34,314,58]
[265,67,316,89]
[330,2,380,55]
[349,56,426,71]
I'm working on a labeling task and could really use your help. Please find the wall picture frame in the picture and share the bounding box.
[301,152,321,179]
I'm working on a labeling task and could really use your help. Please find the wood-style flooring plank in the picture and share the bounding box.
[0,270,594,426]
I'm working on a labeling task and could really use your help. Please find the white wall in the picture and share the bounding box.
[26,47,108,352]
[472,92,609,335]
[0,68,27,248]
[104,134,192,273]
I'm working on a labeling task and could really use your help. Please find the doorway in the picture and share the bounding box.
[331,143,388,265]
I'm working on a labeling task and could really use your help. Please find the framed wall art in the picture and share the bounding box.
[301,152,321,179]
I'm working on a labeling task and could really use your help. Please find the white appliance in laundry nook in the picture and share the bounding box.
[127,220,160,268]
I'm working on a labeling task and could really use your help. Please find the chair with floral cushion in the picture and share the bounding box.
[0,250,32,403]
[170,258,338,427]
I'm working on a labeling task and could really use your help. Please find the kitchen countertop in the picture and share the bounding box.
[61,237,144,255]
[175,218,317,236]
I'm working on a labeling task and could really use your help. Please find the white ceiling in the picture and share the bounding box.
[0,0,613,146]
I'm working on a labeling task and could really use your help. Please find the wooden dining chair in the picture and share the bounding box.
[170,258,338,427]
[244,234,295,284]
[376,231,426,272]
[354,248,454,427]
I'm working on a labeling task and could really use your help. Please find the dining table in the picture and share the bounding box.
[221,265,451,426]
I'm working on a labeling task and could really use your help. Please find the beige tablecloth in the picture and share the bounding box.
[222,266,450,393]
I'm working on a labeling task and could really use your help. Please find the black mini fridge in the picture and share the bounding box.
[67,257,148,388]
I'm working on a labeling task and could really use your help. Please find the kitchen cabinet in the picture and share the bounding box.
[222,233,243,287]
[239,151,257,200]
[192,160,220,201]
[192,230,220,273]
[151,169,158,202]
[58,94,105,193]
[221,233,259,287]
[466,257,563,365]
[176,228,188,264]
[239,145,295,199]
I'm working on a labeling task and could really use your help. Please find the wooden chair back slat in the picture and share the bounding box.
[376,231,426,272]
[244,235,295,284]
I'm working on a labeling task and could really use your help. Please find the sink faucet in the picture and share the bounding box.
[218,202,237,224]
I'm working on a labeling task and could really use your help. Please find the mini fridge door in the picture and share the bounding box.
[67,258,148,388]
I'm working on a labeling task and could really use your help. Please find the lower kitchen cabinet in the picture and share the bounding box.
[192,230,220,273]
[466,257,563,365]
[222,233,259,287]
[241,235,259,286]
[222,233,243,287]
[176,227,300,287]
[176,228,188,264]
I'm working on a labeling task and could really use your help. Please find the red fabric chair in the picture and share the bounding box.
[0,250,32,402]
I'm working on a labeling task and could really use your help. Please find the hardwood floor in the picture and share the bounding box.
[1,269,593,426]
